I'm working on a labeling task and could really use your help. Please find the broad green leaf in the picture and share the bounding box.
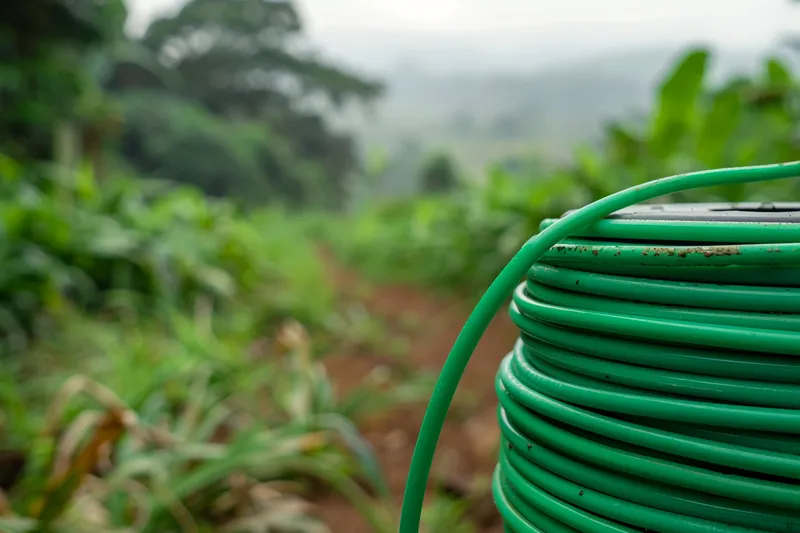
[766,57,792,87]
[696,87,743,166]
[651,48,710,157]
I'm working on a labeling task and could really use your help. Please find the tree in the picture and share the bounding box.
[113,0,384,208]
[420,152,459,194]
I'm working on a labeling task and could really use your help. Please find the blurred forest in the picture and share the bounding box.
[1,0,799,532]
[3,0,383,208]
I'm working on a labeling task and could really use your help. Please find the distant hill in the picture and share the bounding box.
[334,44,781,173]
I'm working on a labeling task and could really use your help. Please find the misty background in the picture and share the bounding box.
[125,0,800,174]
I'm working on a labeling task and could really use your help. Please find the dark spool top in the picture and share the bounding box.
[561,202,800,223]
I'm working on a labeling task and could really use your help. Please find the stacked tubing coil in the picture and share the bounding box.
[398,162,800,533]
[496,219,800,533]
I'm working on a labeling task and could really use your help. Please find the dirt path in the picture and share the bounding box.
[316,254,518,532]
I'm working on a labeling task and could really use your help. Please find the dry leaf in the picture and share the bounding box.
[31,408,129,522]
[297,432,328,454]
[0,488,11,516]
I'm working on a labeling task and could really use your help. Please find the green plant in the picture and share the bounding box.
[1,313,400,533]
[420,496,476,533]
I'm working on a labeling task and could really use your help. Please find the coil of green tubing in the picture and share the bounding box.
[398,162,800,533]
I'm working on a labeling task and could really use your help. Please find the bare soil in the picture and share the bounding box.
[316,253,518,533]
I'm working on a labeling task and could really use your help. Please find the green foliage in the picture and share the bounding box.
[330,164,579,293]
[332,46,800,293]
[650,49,709,157]
[0,0,127,160]
[0,155,337,352]
[118,92,276,201]
[591,49,800,202]
[0,154,431,531]
[420,496,476,533]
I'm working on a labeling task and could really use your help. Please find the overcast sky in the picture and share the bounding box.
[126,0,800,71]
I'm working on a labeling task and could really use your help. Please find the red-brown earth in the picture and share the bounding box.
[316,254,517,532]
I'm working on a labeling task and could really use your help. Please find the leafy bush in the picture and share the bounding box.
[0,155,335,352]
[331,166,580,293]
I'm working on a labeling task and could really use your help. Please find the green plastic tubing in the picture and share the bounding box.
[398,162,800,533]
